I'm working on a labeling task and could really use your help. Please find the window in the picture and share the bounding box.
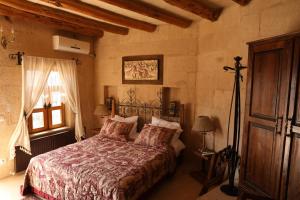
[28,71,65,133]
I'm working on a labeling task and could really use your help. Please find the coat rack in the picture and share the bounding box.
[220,56,246,196]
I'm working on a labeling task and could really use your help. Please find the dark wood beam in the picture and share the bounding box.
[40,0,156,32]
[163,0,222,21]
[0,0,129,35]
[232,0,251,6]
[0,4,103,37]
[98,0,193,28]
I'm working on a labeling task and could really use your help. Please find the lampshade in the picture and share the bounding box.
[94,104,109,116]
[192,116,215,133]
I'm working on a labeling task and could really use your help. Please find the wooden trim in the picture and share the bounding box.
[98,0,192,28]
[122,55,163,85]
[232,0,251,6]
[48,104,66,129]
[0,0,129,35]
[40,0,156,32]
[28,108,49,134]
[0,4,103,37]
[163,0,222,21]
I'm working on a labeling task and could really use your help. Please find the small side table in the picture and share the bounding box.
[192,148,228,196]
[191,149,216,182]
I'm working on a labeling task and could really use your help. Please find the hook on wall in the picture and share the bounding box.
[9,51,24,65]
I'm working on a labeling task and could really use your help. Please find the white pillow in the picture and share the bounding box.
[171,139,186,157]
[112,115,138,140]
[151,117,183,141]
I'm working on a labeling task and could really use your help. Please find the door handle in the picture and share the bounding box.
[286,118,293,137]
[275,116,283,133]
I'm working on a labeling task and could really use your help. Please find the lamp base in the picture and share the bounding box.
[220,184,239,196]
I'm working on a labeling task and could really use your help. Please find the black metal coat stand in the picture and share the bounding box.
[220,56,246,196]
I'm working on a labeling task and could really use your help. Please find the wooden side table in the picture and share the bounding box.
[191,148,228,196]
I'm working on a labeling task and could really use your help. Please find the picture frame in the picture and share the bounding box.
[122,55,163,85]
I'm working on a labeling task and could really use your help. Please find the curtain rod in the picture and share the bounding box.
[8,52,80,66]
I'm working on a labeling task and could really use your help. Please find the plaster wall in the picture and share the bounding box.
[196,0,300,151]
[94,0,300,153]
[0,19,95,179]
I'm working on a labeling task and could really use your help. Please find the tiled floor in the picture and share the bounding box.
[0,163,236,200]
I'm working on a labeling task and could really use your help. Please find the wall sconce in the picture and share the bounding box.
[0,26,15,49]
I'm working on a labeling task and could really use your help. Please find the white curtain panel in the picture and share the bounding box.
[8,56,53,159]
[55,60,84,141]
[9,56,84,160]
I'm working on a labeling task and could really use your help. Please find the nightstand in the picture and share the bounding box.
[191,148,228,196]
[191,149,216,182]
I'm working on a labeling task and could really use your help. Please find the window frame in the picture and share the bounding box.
[28,108,49,133]
[28,104,65,134]
[48,104,65,129]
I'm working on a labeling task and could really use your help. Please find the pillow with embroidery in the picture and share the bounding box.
[134,124,176,146]
[99,119,134,141]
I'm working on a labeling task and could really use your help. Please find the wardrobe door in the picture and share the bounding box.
[286,38,300,200]
[240,39,293,199]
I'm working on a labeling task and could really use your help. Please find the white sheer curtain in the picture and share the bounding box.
[9,56,53,159]
[55,60,84,141]
[9,56,84,160]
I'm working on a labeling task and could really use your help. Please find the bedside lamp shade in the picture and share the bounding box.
[94,104,109,116]
[192,116,215,133]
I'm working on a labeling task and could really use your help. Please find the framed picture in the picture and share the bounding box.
[122,55,163,85]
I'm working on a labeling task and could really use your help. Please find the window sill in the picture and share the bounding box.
[30,126,73,140]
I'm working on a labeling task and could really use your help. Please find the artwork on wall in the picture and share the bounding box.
[122,55,163,85]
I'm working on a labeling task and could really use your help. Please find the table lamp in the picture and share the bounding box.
[192,116,215,155]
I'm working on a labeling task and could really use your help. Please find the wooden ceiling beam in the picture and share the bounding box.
[232,0,251,6]
[98,0,193,28]
[0,4,103,37]
[40,0,156,32]
[163,0,222,21]
[0,0,129,35]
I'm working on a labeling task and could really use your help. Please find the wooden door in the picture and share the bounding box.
[285,38,300,200]
[240,38,293,199]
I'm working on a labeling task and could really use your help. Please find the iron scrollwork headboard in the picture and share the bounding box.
[114,88,184,131]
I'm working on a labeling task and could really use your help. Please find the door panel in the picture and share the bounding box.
[251,50,281,120]
[240,39,293,200]
[245,123,275,194]
[286,38,300,200]
[287,134,300,199]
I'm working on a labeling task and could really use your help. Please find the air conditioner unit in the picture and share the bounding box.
[52,35,90,55]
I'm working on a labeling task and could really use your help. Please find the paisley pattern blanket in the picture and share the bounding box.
[21,135,176,200]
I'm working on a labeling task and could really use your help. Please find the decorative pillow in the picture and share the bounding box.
[112,115,138,140]
[151,116,183,142]
[99,119,134,141]
[134,124,176,146]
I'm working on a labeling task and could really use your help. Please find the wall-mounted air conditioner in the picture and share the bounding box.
[52,35,90,55]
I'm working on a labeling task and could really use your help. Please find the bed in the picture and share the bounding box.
[21,88,185,200]
[21,135,176,200]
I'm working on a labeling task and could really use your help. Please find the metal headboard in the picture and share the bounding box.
[112,88,184,131]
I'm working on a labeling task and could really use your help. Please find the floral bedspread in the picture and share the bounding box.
[21,135,176,200]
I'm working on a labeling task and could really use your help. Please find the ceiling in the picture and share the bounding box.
[28,0,235,25]
[0,0,248,37]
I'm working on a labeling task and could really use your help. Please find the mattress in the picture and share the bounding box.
[21,135,176,200]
